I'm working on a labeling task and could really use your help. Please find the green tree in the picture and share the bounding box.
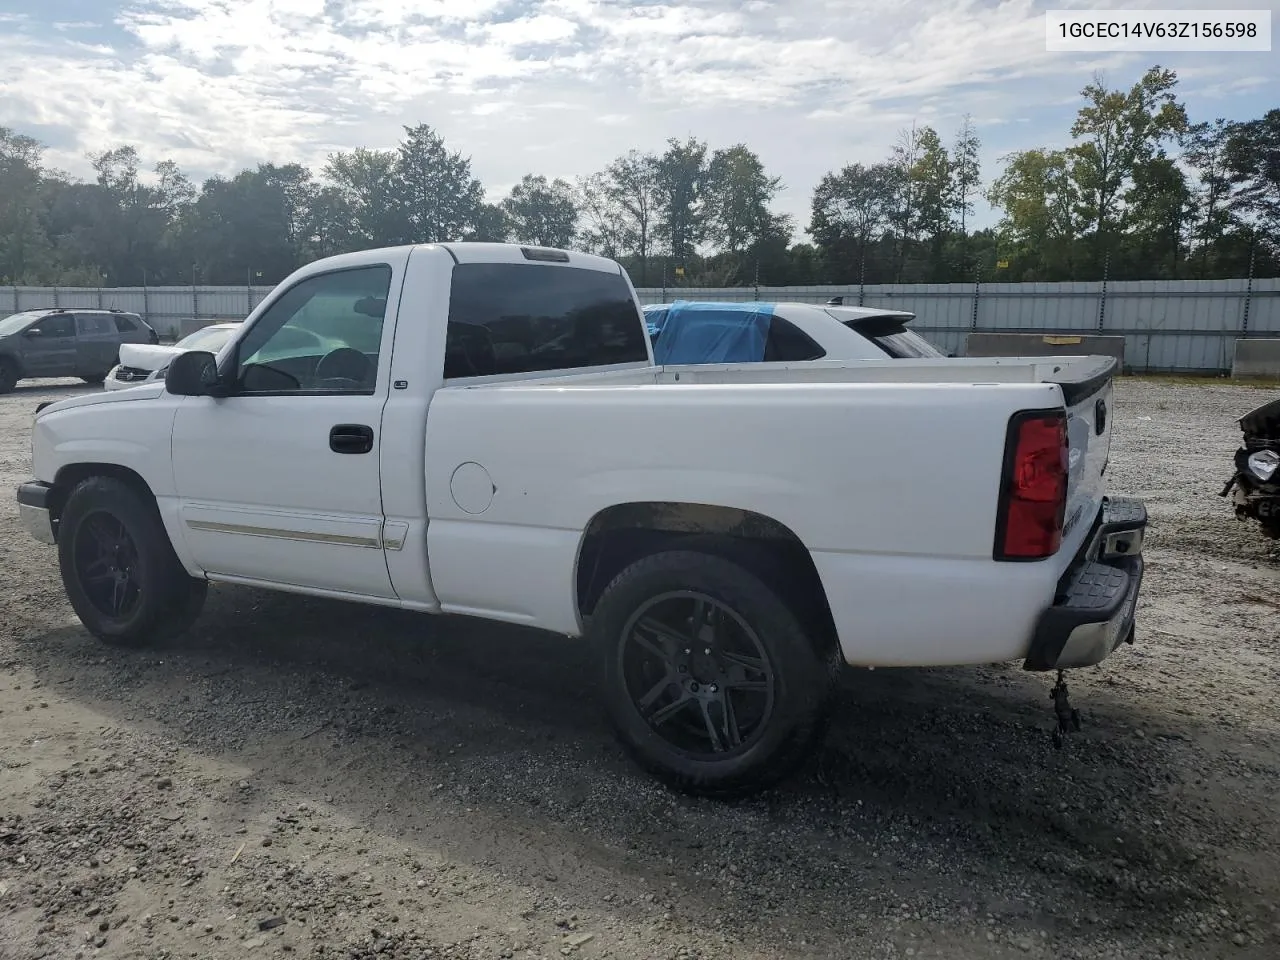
[501,175,578,248]
[599,150,661,284]
[1068,66,1188,249]
[952,115,982,270]
[1224,109,1280,240]
[703,145,786,260]
[323,148,399,248]
[1182,119,1238,273]
[1124,157,1193,277]
[653,137,707,269]
[390,124,484,245]
[0,127,56,282]
[910,126,955,279]
[465,203,511,243]
[988,149,1081,280]
[808,162,899,283]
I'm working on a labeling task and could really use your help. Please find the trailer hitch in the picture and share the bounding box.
[1050,670,1082,749]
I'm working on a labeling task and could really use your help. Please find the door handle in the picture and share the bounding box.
[329,424,374,454]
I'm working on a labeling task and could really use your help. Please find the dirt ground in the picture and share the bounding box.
[1,377,1277,960]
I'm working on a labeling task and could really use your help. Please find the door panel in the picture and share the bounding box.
[173,393,395,596]
[21,313,76,376]
[74,313,118,375]
[170,259,406,599]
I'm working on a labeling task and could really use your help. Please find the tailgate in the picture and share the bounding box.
[1053,357,1116,551]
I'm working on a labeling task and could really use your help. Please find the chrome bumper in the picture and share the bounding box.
[16,481,57,545]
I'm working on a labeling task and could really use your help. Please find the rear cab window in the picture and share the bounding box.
[444,263,648,379]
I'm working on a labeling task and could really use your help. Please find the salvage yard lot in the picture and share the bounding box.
[1,377,1277,960]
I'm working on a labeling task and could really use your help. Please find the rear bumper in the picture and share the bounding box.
[1024,496,1147,672]
[16,481,57,546]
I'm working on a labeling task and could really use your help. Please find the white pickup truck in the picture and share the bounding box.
[16,243,1147,796]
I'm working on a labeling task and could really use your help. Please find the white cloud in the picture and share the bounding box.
[0,0,1274,236]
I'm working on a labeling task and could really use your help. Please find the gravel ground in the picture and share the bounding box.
[1,376,1278,960]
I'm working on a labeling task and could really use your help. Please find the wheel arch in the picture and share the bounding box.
[575,501,837,649]
[50,462,158,523]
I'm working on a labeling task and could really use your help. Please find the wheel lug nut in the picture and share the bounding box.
[690,682,699,693]
[710,684,718,693]
[678,665,687,674]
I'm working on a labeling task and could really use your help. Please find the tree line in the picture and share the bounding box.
[0,64,1276,289]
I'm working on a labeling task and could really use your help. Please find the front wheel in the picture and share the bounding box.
[80,373,107,385]
[591,550,835,797]
[57,476,207,647]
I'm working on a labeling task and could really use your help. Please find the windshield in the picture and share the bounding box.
[177,325,239,352]
[0,311,49,337]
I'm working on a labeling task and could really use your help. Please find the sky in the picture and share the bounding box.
[0,0,1275,238]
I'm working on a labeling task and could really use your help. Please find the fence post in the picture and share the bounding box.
[52,285,59,309]
[10,285,17,314]
[971,266,981,331]
[1097,251,1110,331]
[858,247,866,306]
[1241,234,1256,339]
[97,285,103,309]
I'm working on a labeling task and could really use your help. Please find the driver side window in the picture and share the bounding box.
[233,265,391,395]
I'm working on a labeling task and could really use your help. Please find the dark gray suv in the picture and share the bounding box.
[0,309,159,393]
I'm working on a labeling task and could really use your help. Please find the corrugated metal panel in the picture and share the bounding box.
[4,279,1274,369]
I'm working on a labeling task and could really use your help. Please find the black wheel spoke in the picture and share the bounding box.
[649,692,695,727]
[637,675,675,711]
[721,694,743,748]
[635,617,686,658]
[721,650,765,672]
[698,699,726,753]
[690,598,708,640]
[85,519,117,554]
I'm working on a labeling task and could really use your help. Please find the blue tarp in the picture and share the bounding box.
[650,301,776,365]
[643,304,669,340]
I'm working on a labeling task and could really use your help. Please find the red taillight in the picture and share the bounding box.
[995,411,1068,560]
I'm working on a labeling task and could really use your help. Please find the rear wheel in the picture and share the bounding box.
[58,476,207,647]
[591,550,834,797]
[0,357,17,394]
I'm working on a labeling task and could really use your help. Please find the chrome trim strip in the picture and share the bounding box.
[185,518,382,549]
[380,520,409,552]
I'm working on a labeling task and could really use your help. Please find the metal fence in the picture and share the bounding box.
[6,277,1279,373]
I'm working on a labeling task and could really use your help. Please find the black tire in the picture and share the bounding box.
[80,373,107,385]
[57,476,207,647]
[0,357,18,394]
[592,550,835,797]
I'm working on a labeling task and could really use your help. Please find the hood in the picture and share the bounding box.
[1239,396,1280,439]
[37,382,165,418]
[118,342,185,371]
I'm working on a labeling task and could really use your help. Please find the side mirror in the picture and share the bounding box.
[164,350,223,397]
[24,327,42,338]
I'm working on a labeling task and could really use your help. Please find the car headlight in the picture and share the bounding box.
[1247,449,1280,482]
[154,366,169,379]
